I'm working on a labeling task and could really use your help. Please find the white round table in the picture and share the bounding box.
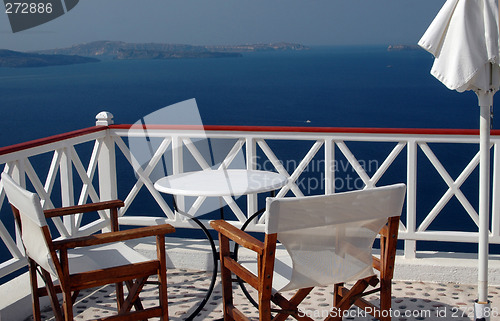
[153,169,287,320]
[154,169,287,197]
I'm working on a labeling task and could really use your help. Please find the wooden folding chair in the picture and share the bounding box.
[210,183,406,321]
[2,172,175,321]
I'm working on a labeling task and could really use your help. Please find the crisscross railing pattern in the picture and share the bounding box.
[1,115,500,283]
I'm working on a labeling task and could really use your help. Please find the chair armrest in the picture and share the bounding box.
[52,224,175,250]
[210,220,264,255]
[44,200,124,218]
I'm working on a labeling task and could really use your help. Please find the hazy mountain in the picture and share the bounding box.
[0,49,99,68]
[35,41,309,58]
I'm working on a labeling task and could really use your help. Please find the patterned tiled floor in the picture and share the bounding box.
[27,269,500,321]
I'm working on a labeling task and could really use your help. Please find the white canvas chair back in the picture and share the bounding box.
[2,173,57,276]
[265,183,406,292]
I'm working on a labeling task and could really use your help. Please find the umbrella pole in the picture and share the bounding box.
[479,102,490,303]
[476,94,493,321]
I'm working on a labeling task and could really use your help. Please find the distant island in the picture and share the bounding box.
[0,41,308,67]
[36,41,310,60]
[0,49,99,68]
[115,49,242,60]
[387,44,422,51]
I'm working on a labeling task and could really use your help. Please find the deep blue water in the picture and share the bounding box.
[0,46,496,277]
[0,45,484,146]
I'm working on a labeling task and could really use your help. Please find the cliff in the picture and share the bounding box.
[387,44,422,51]
[2,41,308,67]
[115,49,242,60]
[36,41,309,58]
[0,49,99,68]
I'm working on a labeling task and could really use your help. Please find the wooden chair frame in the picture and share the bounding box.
[210,215,400,321]
[10,199,175,321]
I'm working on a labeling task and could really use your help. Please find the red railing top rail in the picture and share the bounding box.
[113,124,498,136]
[0,126,107,156]
[1,124,500,157]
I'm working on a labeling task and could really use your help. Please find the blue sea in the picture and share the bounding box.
[0,46,496,280]
[0,46,484,146]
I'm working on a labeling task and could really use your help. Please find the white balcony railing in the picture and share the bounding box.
[1,112,499,283]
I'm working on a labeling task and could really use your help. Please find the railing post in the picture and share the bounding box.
[9,160,25,187]
[325,138,335,194]
[96,111,117,200]
[172,135,184,220]
[60,147,75,234]
[246,137,258,218]
[96,112,117,231]
[10,160,25,253]
[405,140,417,259]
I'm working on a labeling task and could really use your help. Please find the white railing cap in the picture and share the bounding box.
[96,111,114,126]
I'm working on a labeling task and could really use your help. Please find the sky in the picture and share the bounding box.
[0,0,446,51]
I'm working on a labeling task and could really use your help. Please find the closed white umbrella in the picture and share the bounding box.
[419,0,500,319]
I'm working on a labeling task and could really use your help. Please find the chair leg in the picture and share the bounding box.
[71,290,80,305]
[258,233,277,321]
[328,276,376,321]
[116,281,124,311]
[218,233,235,321]
[258,294,272,321]
[118,279,147,314]
[328,283,344,321]
[28,259,42,321]
[54,248,73,321]
[28,260,42,321]
[272,288,314,321]
[379,278,392,321]
[40,269,64,321]
[62,288,73,321]
[378,216,398,321]
[125,279,145,312]
[156,234,169,321]
[333,283,343,308]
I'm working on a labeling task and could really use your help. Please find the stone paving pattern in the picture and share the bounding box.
[27,269,500,321]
